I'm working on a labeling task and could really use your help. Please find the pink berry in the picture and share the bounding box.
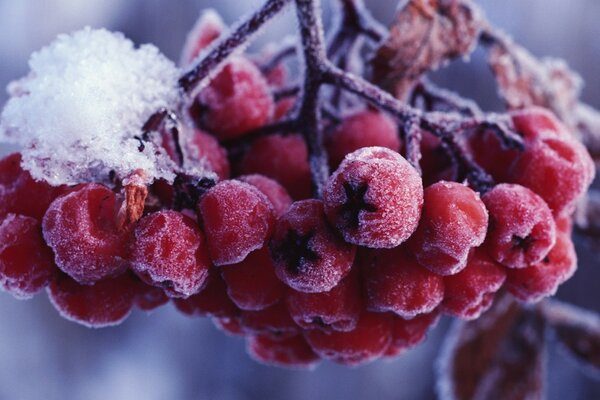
[482,184,556,269]
[323,147,423,248]
[409,181,488,275]
[247,334,320,369]
[130,210,211,298]
[0,214,57,299]
[240,301,299,337]
[180,10,225,66]
[384,311,440,357]
[212,316,245,337]
[269,199,356,293]
[174,272,239,318]
[42,183,129,284]
[198,180,275,266]
[133,280,170,312]
[237,174,293,217]
[186,128,230,180]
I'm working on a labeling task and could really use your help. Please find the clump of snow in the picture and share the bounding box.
[0,27,181,186]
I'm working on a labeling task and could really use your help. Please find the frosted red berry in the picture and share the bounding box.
[409,181,488,275]
[384,311,440,357]
[130,210,211,298]
[247,334,320,369]
[285,267,362,332]
[199,180,275,266]
[220,247,285,311]
[239,133,312,200]
[237,174,292,217]
[186,128,230,180]
[0,214,57,299]
[240,301,299,337]
[441,249,506,320]
[326,110,401,168]
[419,131,459,187]
[47,272,136,328]
[133,280,170,311]
[173,272,239,318]
[180,10,225,66]
[482,183,556,269]
[269,199,356,293]
[363,247,444,319]
[212,316,245,337]
[304,311,392,366]
[323,147,423,249]
[42,183,128,284]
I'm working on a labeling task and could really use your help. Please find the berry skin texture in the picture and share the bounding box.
[506,232,577,303]
[237,174,293,217]
[42,183,129,284]
[47,272,136,328]
[323,147,423,249]
[326,110,401,168]
[285,267,362,332]
[130,210,211,298]
[304,311,393,366]
[247,334,320,370]
[220,247,285,311]
[409,181,488,276]
[174,272,239,318]
[482,183,556,269]
[239,133,312,200]
[441,249,506,320]
[196,56,273,140]
[269,199,356,293]
[363,247,444,319]
[186,128,231,180]
[384,311,440,357]
[199,180,275,266]
[0,214,57,299]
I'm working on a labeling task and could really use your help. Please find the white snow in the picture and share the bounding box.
[0,27,180,186]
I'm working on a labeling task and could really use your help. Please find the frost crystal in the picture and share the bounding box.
[0,27,180,186]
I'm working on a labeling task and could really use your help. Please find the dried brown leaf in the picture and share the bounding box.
[437,295,546,400]
[372,0,483,99]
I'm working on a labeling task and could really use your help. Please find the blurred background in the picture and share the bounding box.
[0,0,599,399]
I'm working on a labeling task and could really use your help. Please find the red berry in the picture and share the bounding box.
[482,184,556,269]
[420,131,459,187]
[506,233,577,302]
[384,311,440,357]
[264,62,296,121]
[180,10,225,66]
[196,57,273,140]
[466,128,520,183]
[237,174,292,217]
[173,272,239,318]
[186,128,230,180]
[133,281,169,312]
[441,249,506,320]
[221,247,285,311]
[363,247,444,318]
[130,210,211,298]
[199,180,275,266]
[212,315,245,336]
[326,110,401,168]
[42,183,128,284]
[239,133,312,200]
[304,311,392,366]
[285,267,362,332]
[0,214,56,299]
[47,272,136,328]
[247,334,320,369]
[240,301,299,337]
[409,181,488,275]
[269,199,356,293]
[323,147,423,248]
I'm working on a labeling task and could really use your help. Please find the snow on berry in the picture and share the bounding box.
[130,210,211,298]
[246,334,320,370]
[0,28,180,186]
[324,147,423,249]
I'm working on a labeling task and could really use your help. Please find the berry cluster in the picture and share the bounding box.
[0,9,595,370]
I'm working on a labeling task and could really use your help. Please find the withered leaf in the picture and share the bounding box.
[437,295,546,400]
[372,0,483,99]
[540,300,600,377]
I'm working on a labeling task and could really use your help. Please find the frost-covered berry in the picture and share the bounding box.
[42,183,129,284]
[173,272,239,318]
[285,267,362,332]
[363,247,444,319]
[199,180,275,266]
[326,110,401,168]
[239,134,312,200]
[47,272,136,328]
[506,233,577,303]
[419,131,458,187]
[186,128,230,180]
[324,147,423,249]
[269,199,356,293]
[0,214,57,299]
[221,247,285,311]
[237,174,293,217]
[304,311,393,366]
[133,280,169,312]
[482,184,556,269]
[240,301,299,337]
[441,249,506,320]
[212,316,245,337]
[196,57,273,140]
[384,311,440,357]
[130,210,211,298]
[409,181,488,275]
[180,9,225,66]
[247,334,320,369]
